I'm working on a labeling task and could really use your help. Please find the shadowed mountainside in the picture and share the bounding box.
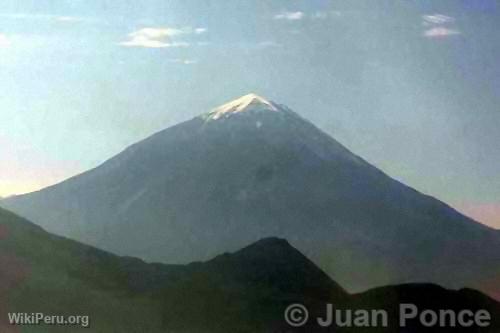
[3,94,500,300]
[1,207,500,332]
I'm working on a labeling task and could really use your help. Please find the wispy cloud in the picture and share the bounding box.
[120,27,189,48]
[119,26,206,48]
[310,10,342,20]
[274,10,341,21]
[0,13,98,24]
[56,16,84,23]
[0,34,11,48]
[274,11,304,21]
[168,58,198,65]
[422,14,455,26]
[236,40,282,52]
[421,13,460,39]
[424,27,461,38]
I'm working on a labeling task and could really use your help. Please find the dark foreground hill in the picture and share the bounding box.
[1,208,499,332]
[3,94,500,299]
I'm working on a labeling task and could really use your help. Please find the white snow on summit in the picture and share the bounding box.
[206,93,280,120]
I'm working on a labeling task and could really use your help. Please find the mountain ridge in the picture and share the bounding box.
[3,94,500,300]
[1,207,499,332]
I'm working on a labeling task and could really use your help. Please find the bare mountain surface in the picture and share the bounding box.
[3,94,500,299]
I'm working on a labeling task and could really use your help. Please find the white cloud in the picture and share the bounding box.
[119,27,190,48]
[422,14,455,26]
[120,26,206,48]
[274,11,304,21]
[121,39,189,48]
[421,14,460,39]
[275,10,341,21]
[0,34,11,48]
[168,58,197,65]
[424,27,461,38]
[194,27,207,34]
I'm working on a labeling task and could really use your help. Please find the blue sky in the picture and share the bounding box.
[1,0,499,227]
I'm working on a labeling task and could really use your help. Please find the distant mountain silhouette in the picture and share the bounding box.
[3,93,500,299]
[1,207,499,332]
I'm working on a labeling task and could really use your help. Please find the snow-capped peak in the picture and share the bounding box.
[206,93,280,120]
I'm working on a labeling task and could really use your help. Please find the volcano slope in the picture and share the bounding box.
[3,93,500,299]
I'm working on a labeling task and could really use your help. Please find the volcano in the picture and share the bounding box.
[3,93,500,298]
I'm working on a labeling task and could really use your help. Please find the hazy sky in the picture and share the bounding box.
[1,0,499,228]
